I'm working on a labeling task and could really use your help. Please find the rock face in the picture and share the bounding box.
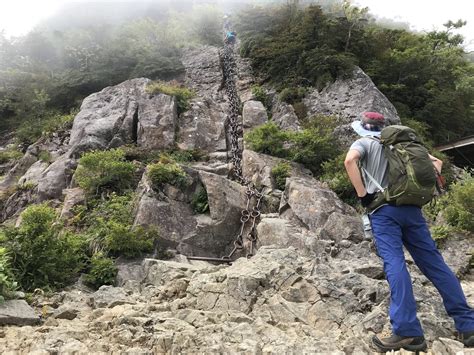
[177,46,228,153]
[304,67,401,147]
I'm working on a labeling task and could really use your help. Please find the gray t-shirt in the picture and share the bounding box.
[349,137,388,194]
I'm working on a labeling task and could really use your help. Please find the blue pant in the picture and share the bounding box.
[370,205,474,336]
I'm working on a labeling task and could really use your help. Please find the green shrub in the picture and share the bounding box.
[430,225,453,245]
[121,145,161,164]
[244,122,289,158]
[38,150,51,163]
[41,110,76,136]
[191,187,209,214]
[84,252,117,289]
[321,153,358,206]
[251,85,270,109]
[0,149,23,164]
[279,87,307,104]
[167,149,207,163]
[245,115,339,175]
[0,247,17,303]
[15,110,77,146]
[287,115,340,174]
[443,171,474,232]
[1,204,86,291]
[271,162,291,190]
[75,149,136,196]
[146,81,195,114]
[104,224,157,258]
[147,158,188,191]
[81,193,156,258]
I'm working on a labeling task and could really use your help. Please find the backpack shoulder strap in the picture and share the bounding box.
[360,167,385,192]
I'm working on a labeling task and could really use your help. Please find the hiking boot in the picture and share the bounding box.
[372,333,427,352]
[459,331,474,347]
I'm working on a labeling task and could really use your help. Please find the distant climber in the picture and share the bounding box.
[225,31,236,45]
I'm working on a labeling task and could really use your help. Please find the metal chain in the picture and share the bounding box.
[221,33,264,260]
[187,25,263,263]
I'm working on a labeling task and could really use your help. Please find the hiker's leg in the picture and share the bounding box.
[371,206,424,336]
[402,206,474,333]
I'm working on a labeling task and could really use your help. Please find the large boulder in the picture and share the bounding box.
[68,78,177,156]
[0,300,40,326]
[279,177,356,232]
[134,168,249,257]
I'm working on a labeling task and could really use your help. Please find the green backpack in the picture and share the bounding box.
[364,125,437,208]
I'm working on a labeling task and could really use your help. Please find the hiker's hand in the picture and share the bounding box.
[360,192,376,207]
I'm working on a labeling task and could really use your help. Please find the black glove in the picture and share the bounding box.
[360,192,376,207]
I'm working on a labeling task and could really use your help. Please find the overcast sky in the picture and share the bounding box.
[0,0,473,50]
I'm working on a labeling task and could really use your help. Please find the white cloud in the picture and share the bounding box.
[0,0,62,36]
[355,0,474,50]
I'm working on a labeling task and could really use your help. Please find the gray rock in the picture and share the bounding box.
[177,98,227,152]
[279,177,356,232]
[53,306,79,320]
[271,100,301,131]
[18,161,49,186]
[69,78,177,156]
[242,150,312,190]
[36,155,77,201]
[0,300,40,325]
[242,100,268,130]
[0,152,37,191]
[320,212,365,244]
[88,286,132,309]
[59,187,86,220]
[431,337,465,354]
[137,93,177,150]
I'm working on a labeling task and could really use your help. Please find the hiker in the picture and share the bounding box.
[225,31,236,45]
[344,111,474,352]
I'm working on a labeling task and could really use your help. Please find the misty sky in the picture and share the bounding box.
[0,0,473,50]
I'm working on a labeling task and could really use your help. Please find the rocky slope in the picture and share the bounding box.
[1,43,473,354]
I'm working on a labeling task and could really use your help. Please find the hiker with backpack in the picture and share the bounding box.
[225,31,236,45]
[344,111,474,352]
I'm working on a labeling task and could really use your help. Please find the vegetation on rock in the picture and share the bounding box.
[146,81,195,114]
[245,115,339,175]
[147,157,188,191]
[271,162,291,190]
[75,149,137,196]
[84,252,118,289]
[0,204,86,292]
[191,186,209,214]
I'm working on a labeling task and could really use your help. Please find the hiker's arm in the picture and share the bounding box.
[429,154,442,174]
[344,149,366,197]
